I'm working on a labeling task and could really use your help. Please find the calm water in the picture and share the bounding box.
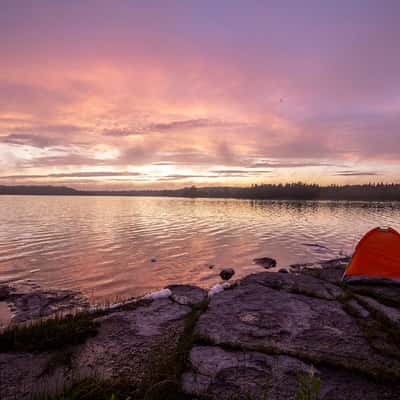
[1,196,399,302]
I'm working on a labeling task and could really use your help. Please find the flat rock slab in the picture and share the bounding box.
[74,298,191,384]
[195,276,400,378]
[182,346,400,400]
[167,284,207,306]
[290,258,350,285]
[241,271,343,300]
[1,284,89,324]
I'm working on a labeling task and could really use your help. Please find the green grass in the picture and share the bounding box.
[296,368,321,400]
[0,313,99,353]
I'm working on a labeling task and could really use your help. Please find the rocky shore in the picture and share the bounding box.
[0,259,400,399]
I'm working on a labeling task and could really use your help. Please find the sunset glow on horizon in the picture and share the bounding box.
[1,1,400,189]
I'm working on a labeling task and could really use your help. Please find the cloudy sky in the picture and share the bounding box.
[1,0,399,189]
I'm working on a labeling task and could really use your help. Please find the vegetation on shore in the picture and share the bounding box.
[34,300,208,400]
[0,313,98,353]
[1,182,399,201]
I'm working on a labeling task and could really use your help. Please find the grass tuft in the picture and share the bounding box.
[0,313,98,353]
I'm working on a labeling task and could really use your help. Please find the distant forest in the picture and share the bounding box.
[1,183,400,201]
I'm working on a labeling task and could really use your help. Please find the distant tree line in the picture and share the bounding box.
[1,183,399,201]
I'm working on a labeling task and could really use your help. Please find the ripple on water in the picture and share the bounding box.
[0,196,399,302]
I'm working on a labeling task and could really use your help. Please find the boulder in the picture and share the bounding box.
[220,268,235,281]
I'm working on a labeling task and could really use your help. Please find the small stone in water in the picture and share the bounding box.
[150,257,157,262]
[253,257,277,269]
[220,268,235,281]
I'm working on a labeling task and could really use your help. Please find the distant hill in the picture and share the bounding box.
[0,185,79,195]
[0,183,399,201]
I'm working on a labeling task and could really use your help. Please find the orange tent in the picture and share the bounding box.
[343,227,400,284]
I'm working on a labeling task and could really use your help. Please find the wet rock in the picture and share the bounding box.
[143,288,171,300]
[220,268,235,281]
[182,346,400,400]
[195,274,400,378]
[278,268,289,273]
[253,257,277,268]
[208,282,232,298]
[7,287,89,323]
[167,284,207,306]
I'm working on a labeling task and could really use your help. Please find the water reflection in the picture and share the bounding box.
[0,196,399,302]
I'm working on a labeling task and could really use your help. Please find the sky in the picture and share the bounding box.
[0,0,399,189]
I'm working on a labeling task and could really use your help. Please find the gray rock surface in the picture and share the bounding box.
[194,276,399,378]
[350,284,400,308]
[74,298,191,384]
[355,294,400,328]
[289,257,351,284]
[167,284,207,306]
[183,346,400,400]
[1,263,399,400]
[242,270,343,300]
[0,283,89,323]
[0,352,67,400]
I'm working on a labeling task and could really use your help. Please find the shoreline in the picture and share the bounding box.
[1,193,400,203]
[1,183,400,202]
[1,258,399,399]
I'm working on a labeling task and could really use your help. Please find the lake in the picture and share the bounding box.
[1,196,399,302]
